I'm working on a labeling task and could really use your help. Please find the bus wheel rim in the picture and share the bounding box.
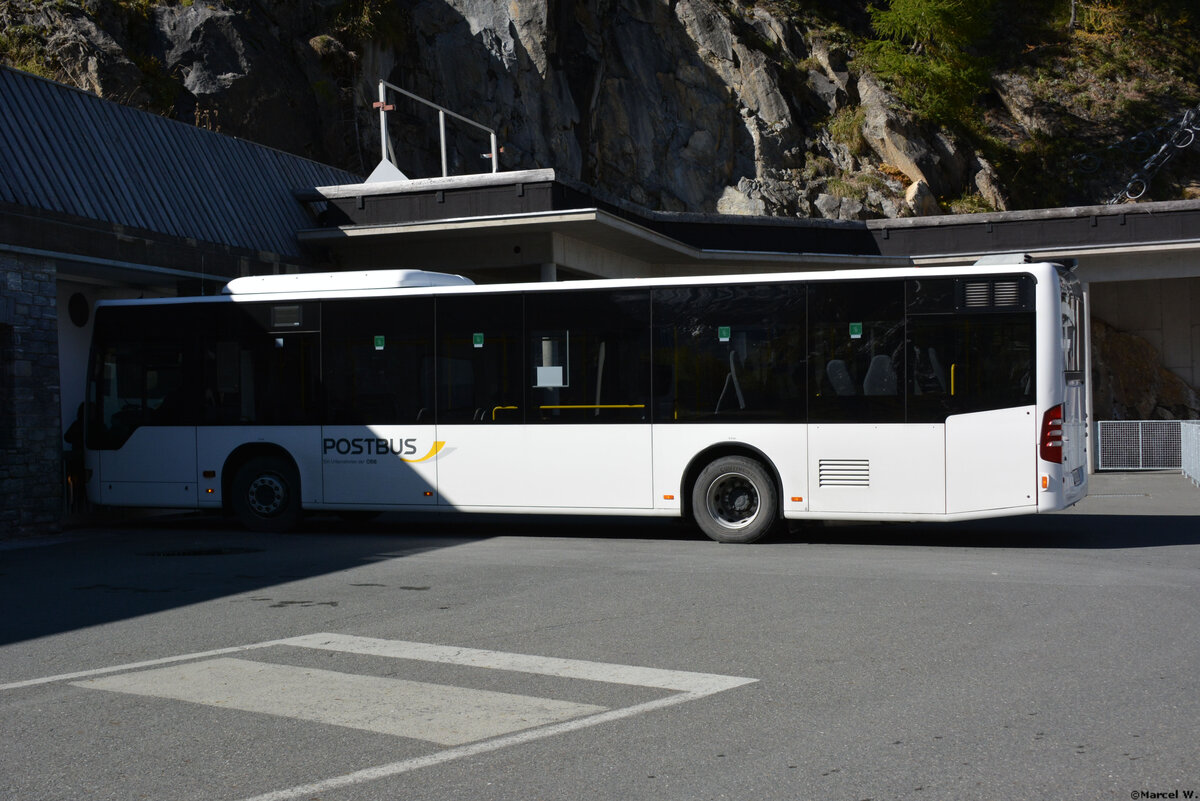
[705,472,759,530]
[248,474,286,516]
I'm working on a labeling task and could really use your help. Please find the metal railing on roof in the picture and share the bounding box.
[374,79,499,179]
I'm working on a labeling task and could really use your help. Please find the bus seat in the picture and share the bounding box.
[826,359,856,396]
[863,354,897,396]
[928,348,947,392]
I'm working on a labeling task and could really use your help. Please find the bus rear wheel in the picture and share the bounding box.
[691,455,777,544]
[231,456,301,533]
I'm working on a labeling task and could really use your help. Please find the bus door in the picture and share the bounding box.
[88,335,199,508]
[432,291,654,510]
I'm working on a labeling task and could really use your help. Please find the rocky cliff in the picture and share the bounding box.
[1091,318,1200,421]
[12,0,1194,220]
[5,0,1200,421]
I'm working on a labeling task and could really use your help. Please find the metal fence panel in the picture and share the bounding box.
[1183,422,1200,485]
[1096,420,1182,470]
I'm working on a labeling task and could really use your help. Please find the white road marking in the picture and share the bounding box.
[284,632,755,693]
[72,657,605,745]
[0,638,294,691]
[3,632,757,800]
[234,689,726,801]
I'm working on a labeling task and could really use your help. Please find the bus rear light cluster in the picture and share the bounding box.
[1040,404,1064,463]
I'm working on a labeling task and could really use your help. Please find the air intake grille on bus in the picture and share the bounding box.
[818,459,870,487]
[956,277,1033,311]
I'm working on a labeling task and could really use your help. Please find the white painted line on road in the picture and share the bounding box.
[283,632,755,693]
[233,687,730,801]
[3,632,757,801]
[225,635,758,801]
[0,638,294,691]
[72,657,606,745]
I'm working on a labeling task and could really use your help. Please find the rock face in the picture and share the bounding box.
[2,0,1015,219]
[1091,318,1200,420]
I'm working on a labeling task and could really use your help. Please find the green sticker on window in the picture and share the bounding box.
[473,332,485,348]
[373,335,385,350]
[717,325,731,342]
[849,322,863,340]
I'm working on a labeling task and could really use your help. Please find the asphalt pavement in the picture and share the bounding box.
[1,471,1197,801]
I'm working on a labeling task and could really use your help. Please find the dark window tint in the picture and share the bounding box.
[809,280,905,423]
[906,314,1035,421]
[526,289,650,422]
[323,298,433,424]
[87,305,199,449]
[653,284,806,422]
[200,303,321,425]
[436,294,523,423]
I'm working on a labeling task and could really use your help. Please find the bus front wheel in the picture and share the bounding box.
[231,456,301,533]
[691,456,777,544]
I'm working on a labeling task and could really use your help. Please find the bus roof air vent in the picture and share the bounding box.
[222,269,474,295]
[956,277,1033,311]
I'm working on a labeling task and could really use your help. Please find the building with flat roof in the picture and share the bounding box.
[2,64,1198,534]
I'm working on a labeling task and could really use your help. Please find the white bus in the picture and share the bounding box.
[84,258,1087,542]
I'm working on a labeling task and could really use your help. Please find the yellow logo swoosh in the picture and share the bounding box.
[401,441,445,463]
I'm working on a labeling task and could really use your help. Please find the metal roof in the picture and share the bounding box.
[0,66,360,259]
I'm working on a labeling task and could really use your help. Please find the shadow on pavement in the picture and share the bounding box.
[773,513,1200,549]
[4,487,1197,646]
[0,513,486,647]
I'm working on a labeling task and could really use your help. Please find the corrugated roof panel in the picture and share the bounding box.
[0,66,361,258]
[81,90,158,230]
[69,83,148,227]
[98,92,171,231]
[159,121,228,243]
[36,76,112,221]
[3,74,72,215]
[112,101,197,239]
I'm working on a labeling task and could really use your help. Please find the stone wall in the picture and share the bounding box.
[0,252,63,537]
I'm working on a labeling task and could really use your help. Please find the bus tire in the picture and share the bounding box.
[691,455,777,544]
[231,456,301,533]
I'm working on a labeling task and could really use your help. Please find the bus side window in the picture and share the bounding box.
[435,294,523,424]
[88,340,190,445]
[808,280,904,424]
[652,283,806,423]
[526,289,650,423]
[905,316,1035,422]
[323,297,433,425]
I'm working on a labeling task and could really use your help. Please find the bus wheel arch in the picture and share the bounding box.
[683,446,782,544]
[224,445,302,533]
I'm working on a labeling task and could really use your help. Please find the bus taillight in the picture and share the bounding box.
[1040,404,1064,463]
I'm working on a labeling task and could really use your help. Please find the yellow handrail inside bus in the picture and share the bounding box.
[950,364,957,396]
[539,404,646,410]
[491,405,518,420]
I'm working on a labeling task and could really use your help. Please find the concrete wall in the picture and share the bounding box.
[0,252,63,536]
